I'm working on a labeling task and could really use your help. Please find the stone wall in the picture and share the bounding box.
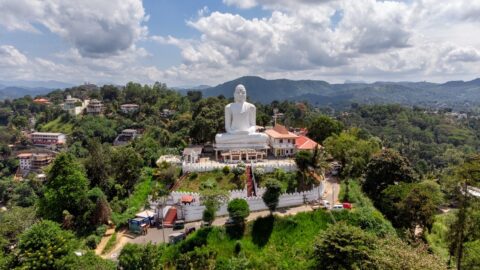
[176,183,324,222]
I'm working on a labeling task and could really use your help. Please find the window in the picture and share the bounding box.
[280,139,283,143]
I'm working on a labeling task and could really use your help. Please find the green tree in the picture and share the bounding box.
[38,153,90,226]
[228,198,250,223]
[84,139,112,192]
[201,189,228,224]
[307,114,344,143]
[17,220,78,270]
[324,128,381,177]
[363,148,416,202]
[397,181,443,237]
[313,222,376,270]
[118,243,163,270]
[111,146,143,195]
[262,179,282,214]
[448,155,480,270]
[0,206,37,248]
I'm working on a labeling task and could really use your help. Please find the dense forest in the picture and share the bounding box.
[0,82,479,269]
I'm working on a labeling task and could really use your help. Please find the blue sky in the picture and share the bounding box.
[0,0,479,87]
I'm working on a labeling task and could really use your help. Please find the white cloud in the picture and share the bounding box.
[0,45,28,67]
[222,0,257,9]
[0,0,147,58]
[153,0,480,85]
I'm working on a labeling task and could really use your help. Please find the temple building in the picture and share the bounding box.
[265,124,299,157]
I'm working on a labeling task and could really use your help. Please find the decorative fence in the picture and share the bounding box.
[182,160,297,173]
[173,183,324,222]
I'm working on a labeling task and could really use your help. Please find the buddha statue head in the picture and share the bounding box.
[234,84,247,103]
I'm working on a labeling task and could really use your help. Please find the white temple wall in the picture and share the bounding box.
[182,161,297,173]
[178,183,324,222]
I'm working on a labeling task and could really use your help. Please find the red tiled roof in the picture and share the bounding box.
[265,124,299,139]
[295,135,320,150]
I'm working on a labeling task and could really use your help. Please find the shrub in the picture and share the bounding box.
[85,235,100,249]
[189,172,198,180]
[227,198,250,223]
[96,224,107,237]
[222,166,230,175]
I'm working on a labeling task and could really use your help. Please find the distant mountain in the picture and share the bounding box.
[202,76,480,110]
[0,80,74,89]
[173,84,213,95]
[0,86,54,100]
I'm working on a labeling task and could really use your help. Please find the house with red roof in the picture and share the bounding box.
[295,135,320,152]
[265,124,299,157]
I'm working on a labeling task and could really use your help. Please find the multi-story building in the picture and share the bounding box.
[86,99,104,115]
[265,124,299,157]
[31,132,66,146]
[31,153,53,171]
[17,153,32,170]
[120,104,139,114]
[113,129,139,146]
[17,153,54,172]
[63,95,89,115]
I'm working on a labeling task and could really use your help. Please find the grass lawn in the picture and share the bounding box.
[176,171,241,192]
[162,210,334,269]
[40,116,74,134]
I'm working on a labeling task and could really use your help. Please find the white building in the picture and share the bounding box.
[265,124,299,157]
[63,95,89,116]
[86,99,104,115]
[18,153,32,170]
[31,132,66,146]
[17,153,54,172]
[120,104,139,114]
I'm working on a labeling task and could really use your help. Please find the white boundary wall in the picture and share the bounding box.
[174,182,324,222]
[182,160,297,173]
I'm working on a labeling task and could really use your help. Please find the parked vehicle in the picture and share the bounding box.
[173,219,185,230]
[200,221,211,228]
[342,202,352,209]
[321,200,331,209]
[332,204,344,210]
[168,232,186,244]
[185,227,196,236]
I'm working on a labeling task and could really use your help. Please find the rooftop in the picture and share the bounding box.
[265,124,299,139]
[295,135,320,150]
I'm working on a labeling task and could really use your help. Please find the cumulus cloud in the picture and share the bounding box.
[0,0,147,58]
[153,0,480,85]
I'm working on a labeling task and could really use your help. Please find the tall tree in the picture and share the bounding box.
[111,146,143,195]
[324,128,381,177]
[448,155,480,270]
[38,153,90,225]
[262,179,282,214]
[314,223,376,270]
[17,220,78,270]
[363,148,416,202]
[307,114,344,143]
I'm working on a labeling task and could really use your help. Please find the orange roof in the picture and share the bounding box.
[181,195,194,203]
[33,98,50,103]
[295,135,320,150]
[265,124,299,139]
[17,153,32,158]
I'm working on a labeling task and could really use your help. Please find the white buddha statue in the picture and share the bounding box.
[215,84,268,145]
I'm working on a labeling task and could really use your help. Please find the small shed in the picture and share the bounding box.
[182,146,203,163]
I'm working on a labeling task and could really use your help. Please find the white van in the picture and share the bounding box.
[332,204,344,210]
